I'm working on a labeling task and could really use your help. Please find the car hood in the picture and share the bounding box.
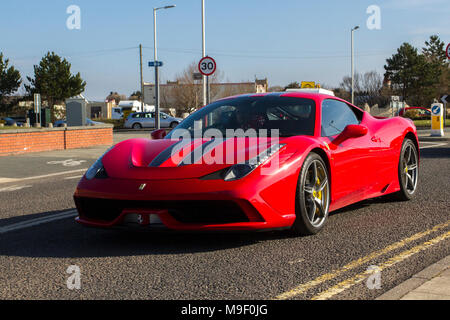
[102,137,293,180]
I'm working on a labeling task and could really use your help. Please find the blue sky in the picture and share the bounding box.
[1,0,449,101]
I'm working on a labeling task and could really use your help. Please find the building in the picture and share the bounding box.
[86,100,117,119]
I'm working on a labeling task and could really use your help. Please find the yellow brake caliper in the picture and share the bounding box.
[312,177,323,216]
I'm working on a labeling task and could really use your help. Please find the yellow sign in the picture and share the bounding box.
[301,81,316,89]
[432,116,442,130]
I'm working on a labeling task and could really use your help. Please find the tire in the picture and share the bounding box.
[132,123,142,130]
[170,122,178,129]
[394,138,419,201]
[291,153,330,236]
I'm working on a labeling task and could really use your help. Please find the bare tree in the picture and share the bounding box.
[339,71,387,107]
[170,62,223,115]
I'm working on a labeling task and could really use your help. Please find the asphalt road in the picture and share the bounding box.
[0,133,449,300]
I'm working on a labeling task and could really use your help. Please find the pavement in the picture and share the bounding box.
[0,132,449,300]
[377,255,450,300]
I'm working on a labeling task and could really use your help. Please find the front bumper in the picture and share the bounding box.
[74,176,296,231]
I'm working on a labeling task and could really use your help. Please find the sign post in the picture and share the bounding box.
[198,56,216,105]
[34,93,41,126]
[442,95,448,127]
[431,103,444,137]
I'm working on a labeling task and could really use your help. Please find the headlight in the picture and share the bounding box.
[224,144,285,181]
[85,148,112,180]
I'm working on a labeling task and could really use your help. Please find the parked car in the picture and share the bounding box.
[398,107,431,119]
[1,117,23,127]
[124,112,183,129]
[54,118,104,127]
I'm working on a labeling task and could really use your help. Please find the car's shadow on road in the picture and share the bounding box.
[420,147,450,159]
[0,193,401,259]
[0,209,297,259]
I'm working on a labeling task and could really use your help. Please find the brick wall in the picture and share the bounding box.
[0,126,113,156]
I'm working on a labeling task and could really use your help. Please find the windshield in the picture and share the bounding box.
[166,95,316,138]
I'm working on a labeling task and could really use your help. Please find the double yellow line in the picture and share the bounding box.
[274,220,450,300]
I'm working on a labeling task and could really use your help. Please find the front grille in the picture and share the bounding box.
[74,197,250,225]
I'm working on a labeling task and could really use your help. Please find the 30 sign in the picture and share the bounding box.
[198,56,216,76]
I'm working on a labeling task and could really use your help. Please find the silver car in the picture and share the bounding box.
[124,112,183,129]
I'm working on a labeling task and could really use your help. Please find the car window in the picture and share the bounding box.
[144,113,153,119]
[166,96,316,138]
[321,99,360,137]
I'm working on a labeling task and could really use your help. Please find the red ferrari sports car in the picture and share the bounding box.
[74,90,419,235]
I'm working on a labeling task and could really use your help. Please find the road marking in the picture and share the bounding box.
[0,178,19,184]
[273,220,450,300]
[311,231,450,300]
[0,185,32,192]
[0,169,87,185]
[47,159,87,167]
[419,142,448,149]
[0,210,78,234]
[64,175,84,180]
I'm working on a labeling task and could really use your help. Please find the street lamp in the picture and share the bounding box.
[202,0,207,106]
[153,5,176,130]
[351,26,359,105]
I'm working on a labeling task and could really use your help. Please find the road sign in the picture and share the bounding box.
[446,43,450,60]
[431,104,441,115]
[198,56,216,76]
[148,61,163,67]
[441,95,448,104]
[391,96,400,102]
[193,72,203,80]
[301,81,316,89]
[431,103,444,137]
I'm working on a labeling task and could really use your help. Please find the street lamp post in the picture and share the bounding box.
[351,26,359,105]
[153,5,175,130]
[202,0,207,106]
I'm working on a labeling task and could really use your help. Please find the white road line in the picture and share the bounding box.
[64,175,84,180]
[0,169,87,185]
[0,185,32,192]
[0,210,78,234]
[419,142,448,149]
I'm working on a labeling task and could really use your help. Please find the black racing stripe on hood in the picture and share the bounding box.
[148,139,192,167]
[178,138,227,167]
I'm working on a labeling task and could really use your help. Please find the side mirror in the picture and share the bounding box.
[151,129,167,140]
[332,124,368,146]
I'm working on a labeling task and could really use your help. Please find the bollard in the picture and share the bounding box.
[431,103,444,137]
[47,123,53,128]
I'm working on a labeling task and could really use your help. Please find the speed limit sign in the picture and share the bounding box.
[446,43,450,60]
[198,56,216,76]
